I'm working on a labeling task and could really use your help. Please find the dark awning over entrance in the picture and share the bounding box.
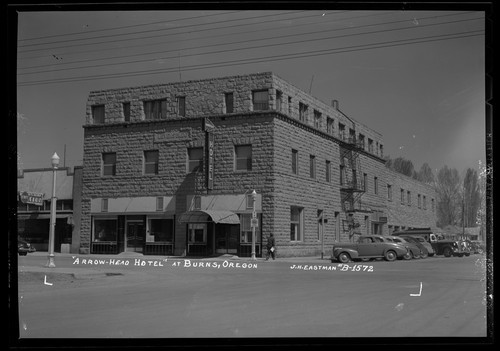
[178,210,240,224]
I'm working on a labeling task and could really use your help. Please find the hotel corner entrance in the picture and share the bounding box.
[215,224,239,254]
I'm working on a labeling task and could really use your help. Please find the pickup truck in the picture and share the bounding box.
[331,235,408,263]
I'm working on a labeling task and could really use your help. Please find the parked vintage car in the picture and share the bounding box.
[470,240,485,254]
[18,238,36,256]
[399,235,434,257]
[385,236,422,260]
[331,235,408,263]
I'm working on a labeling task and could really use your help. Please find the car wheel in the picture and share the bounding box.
[420,252,428,259]
[443,247,452,257]
[403,251,413,260]
[465,253,470,257]
[384,250,397,262]
[337,252,351,263]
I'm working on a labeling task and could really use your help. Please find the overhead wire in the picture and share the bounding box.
[17,15,484,76]
[17,30,484,86]
[17,12,482,72]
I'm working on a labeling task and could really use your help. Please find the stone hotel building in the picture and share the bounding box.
[80,72,437,257]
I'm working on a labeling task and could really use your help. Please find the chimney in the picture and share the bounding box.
[331,100,339,110]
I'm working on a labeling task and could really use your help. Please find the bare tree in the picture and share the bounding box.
[416,163,435,184]
[435,165,461,227]
[461,168,481,228]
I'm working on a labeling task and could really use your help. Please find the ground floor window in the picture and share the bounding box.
[93,218,118,241]
[148,218,174,242]
[290,206,303,242]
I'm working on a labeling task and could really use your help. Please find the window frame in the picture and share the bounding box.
[177,96,186,117]
[102,152,117,177]
[234,144,252,172]
[309,155,316,179]
[122,102,131,122]
[143,99,167,120]
[187,147,204,173]
[144,150,159,175]
[225,92,234,113]
[252,90,269,111]
[92,104,105,124]
[290,206,304,242]
[291,149,298,175]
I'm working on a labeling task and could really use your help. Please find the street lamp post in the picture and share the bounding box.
[47,152,60,268]
[251,190,257,261]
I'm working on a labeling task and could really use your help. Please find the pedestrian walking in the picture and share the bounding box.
[266,233,276,260]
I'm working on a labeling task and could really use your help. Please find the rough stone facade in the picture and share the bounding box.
[81,72,437,257]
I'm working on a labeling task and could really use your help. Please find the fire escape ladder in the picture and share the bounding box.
[340,136,365,213]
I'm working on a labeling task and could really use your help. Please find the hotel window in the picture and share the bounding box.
[326,160,331,183]
[144,150,159,175]
[407,191,411,206]
[144,99,167,120]
[290,206,303,242]
[288,96,292,115]
[149,218,174,242]
[368,139,374,153]
[374,177,378,194]
[177,96,186,117]
[359,134,365,150]
[225,93,234,113]
[340,165,345,185]
[309,155,316,179]
[240,214,261,243]
[102,152,116,176]
[123,102,130,122]
[387,184,393,201]
[349,128,356,144]
[252,90,269,111]
[363,173,368,192]
[423,195,427,210]
[338,123,345,140]
[299,102,308,122]
[92,105,105,124]
[93,218,117,242]
[188,223,206,244]
[314,110,321,129]
[327,117,334,135]
[292,149,298,175]
[276,90,283,112]
[400,188,405,204]
[418,194,421,208]
[235,145,252,171]
[101,198,108,212]
[187,147,204,172]
[380,144,384,157]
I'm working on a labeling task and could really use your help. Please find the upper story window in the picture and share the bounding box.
[314,110,321,129]
[299,102,308,122]
[400,188,405,204]
[338,123,345,141]
[358,134,365,150]
[291,149,298,175]
[123,102,130,122]
[102,152,117,177]
[276,90,283,112]
[144,150,159,175]
[380,144,384,157]
[288,96,292,115]
[418,194,422,208]
[327,117,334,135]
[363,173,368,192]
[325,160,331,183]
[368,138,374,153]
[374,176,378,194]
[177,96,186,117]
[309,155,316,179]
[349,128,356,144]
[92,105,105,124]
[144,99,167,120]
[407,191,411,206]
[235,145,252,171]
[252,90,269,111]
[423,195,427,210]
[387,184,393,201]
[225,93,234,113]
[187,147,204,172]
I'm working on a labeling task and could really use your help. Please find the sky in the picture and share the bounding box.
[13,4,487,177]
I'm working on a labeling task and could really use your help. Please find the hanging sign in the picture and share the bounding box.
[19,191,44,206]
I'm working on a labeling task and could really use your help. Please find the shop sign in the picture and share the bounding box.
[206,131,214,190]
[250,218,259,228]
[19,191,44,206]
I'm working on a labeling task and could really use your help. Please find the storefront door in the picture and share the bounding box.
[127,222,145,253]
[215,224,239,254]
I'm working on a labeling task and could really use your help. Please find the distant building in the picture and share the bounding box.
[79,72,437,257]
[17,167,82,253]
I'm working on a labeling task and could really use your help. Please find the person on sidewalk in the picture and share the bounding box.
[266,233,276,260]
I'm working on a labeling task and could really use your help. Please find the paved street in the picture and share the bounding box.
[16,253,488,339]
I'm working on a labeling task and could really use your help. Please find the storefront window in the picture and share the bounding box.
[149,218,173,242]
[94,219,117,241]
[188,223,206,244]
[240,214,261,243]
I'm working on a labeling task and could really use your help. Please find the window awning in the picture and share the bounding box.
[178,210,240,224]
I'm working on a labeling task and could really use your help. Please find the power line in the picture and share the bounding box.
[17,10,309,50]
[17,16,484,76]
[18,10,393,61]
[18,12,482,72]
[17,30,484,87]
[18,11,243,42]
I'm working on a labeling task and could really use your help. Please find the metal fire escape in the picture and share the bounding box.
[340,133,366,213]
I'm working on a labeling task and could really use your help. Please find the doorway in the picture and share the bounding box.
[126,222,145,253]
[215,224,239,254]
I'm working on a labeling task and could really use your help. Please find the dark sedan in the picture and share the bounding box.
[18,238,36,256]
